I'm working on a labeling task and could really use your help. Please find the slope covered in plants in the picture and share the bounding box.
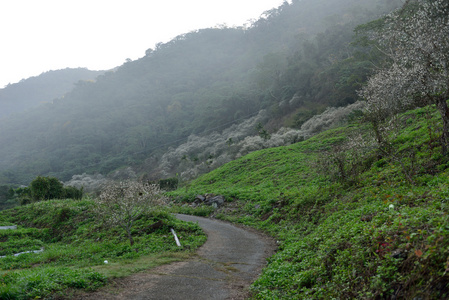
[170,103,449,299]
[0,199,205,298]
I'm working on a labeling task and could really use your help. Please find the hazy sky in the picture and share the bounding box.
[0,0,285,88]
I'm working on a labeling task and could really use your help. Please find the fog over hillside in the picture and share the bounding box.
[0,68,104,119]
[0,0,403,186]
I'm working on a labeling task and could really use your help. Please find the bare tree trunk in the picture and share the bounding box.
[371,119,384,146]
[126,227,134,246]
[435,96,449,155]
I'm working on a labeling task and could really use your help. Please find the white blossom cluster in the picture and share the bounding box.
[156,110,269,179]
[64,173,109,194]
[95,180,168,245]
[156,101,365,180]
[359,0,449,122]
[66,102,364,183]
[300,101,366,137]
[96,180,167,228]
[108,167,138,180]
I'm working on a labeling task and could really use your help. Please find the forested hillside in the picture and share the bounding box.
[0,0,402,186]
[0,68,104,119]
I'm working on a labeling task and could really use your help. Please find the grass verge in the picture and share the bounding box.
[0,199,206,299]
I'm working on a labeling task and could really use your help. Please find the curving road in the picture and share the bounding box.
[82,214,275,300]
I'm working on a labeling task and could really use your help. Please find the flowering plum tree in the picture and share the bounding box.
[359,0,449,152]
[96,180,168,246]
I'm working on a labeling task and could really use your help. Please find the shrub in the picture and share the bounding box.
[26,176,83,202]
[158,177,179,191]
[95,180,168,246]
[30,176,64,201]
[63,186,83,200]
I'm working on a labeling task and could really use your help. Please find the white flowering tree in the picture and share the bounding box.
[96,180,168,246]
[359,0,449,152]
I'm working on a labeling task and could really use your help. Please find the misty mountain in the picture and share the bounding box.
[0,68,104,119]
[0,0,402,185]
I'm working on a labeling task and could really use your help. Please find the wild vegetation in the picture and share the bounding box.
[1,0,448,298]
[0,198,205,298]
[170,102,449,299]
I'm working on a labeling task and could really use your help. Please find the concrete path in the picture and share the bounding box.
[82,214,275,299]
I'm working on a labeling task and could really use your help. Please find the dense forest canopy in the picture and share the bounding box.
[0,0,403,186]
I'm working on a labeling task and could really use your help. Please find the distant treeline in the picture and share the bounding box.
[0,176,83,210]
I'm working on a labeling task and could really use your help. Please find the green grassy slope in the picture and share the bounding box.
[171,105,449,299]
[0,199,206,299]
